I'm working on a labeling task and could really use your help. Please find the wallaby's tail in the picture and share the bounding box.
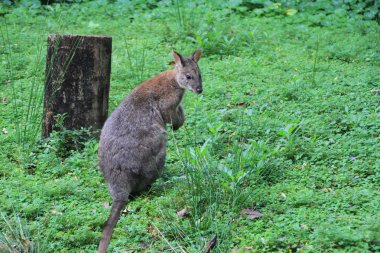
[98,200,126,253]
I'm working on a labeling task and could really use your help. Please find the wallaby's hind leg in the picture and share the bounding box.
[98,200,126,253]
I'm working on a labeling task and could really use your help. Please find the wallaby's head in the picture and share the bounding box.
[172,49,203,94]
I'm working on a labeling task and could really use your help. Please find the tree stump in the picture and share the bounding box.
[42,34,112,138]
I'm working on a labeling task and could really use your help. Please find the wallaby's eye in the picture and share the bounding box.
[186,74,192,80]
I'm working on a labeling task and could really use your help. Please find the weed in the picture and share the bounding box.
[40,114,97,158]
[311,34,320,86]
[123,38,147,85]
[0,212,46,253]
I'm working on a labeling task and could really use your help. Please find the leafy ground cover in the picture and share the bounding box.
[1,0,379,252]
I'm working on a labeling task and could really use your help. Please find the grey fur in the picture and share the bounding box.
[97,49,202,252]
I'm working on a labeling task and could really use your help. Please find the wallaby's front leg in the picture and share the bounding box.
[171,104,185,131]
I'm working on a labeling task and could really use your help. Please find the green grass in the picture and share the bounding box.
[1,1,379,252]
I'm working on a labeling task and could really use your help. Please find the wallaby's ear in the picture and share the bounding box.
[191,48,202,63]
[172,51,185,67]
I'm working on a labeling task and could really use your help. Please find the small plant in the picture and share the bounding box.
[181,139,221,228]
[123,39,148,85]
[0,213,45,253]
[221,139,276,205]
[171,0,200,36]
[277,122,301,162]
[277,121,317,162]
[311,34,320,86]
[173,0,185,33]
[170,113,276,250]
[189,29,239,56]
[41,114,97,158]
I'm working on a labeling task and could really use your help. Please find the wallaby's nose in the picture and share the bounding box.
[196,86,203,94]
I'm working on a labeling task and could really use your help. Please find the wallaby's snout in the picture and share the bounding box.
[172,49,203,95]
[193,75,203,94]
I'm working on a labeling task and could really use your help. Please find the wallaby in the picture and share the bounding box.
[97,49,203,253]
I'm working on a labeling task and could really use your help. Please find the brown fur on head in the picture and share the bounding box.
[172,49,203,94]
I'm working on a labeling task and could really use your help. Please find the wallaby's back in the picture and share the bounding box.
[99,70,180,196]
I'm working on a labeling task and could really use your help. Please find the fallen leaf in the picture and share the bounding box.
[21,238,31,248]
[289,241,302,252]
[285,9,298,16]
[204,234,217,253]
[232,246,253,252]
[88,21,100,28]
[147,223,159,237]
[235,102,247,107]
[103,202,110,208]
[177,207,188,217]
[349,156,357,161]
[50,209,62,215]
[240,208,263,220]
[227,102,247,107]
[231,246,239,253]
[139,242,148,250]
